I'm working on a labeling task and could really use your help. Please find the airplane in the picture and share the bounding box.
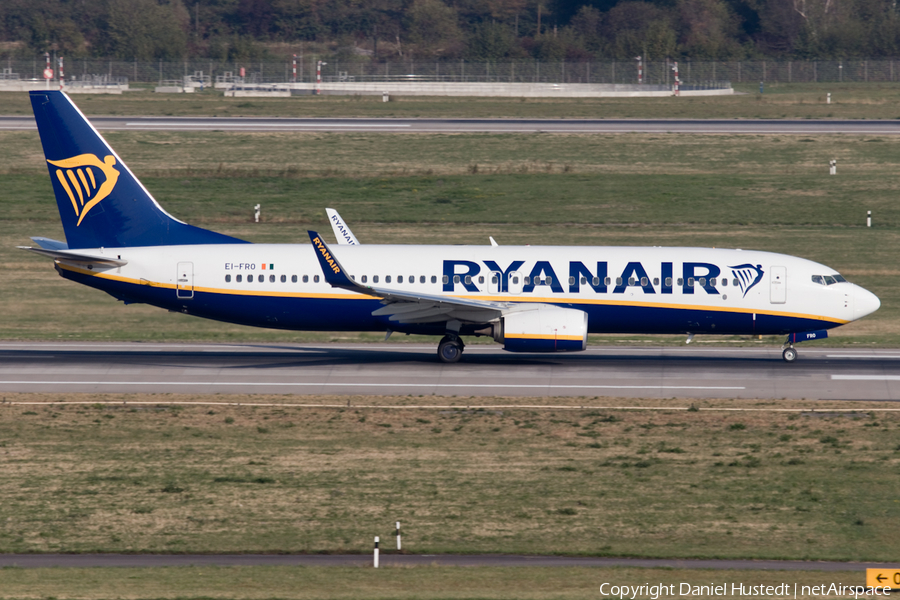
[21,90,881,363]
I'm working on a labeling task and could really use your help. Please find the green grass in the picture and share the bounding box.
[1,130,897,344]
[0,396,897,560]
[0,565,868,600]
[5,82,900,119]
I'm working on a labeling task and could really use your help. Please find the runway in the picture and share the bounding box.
[5,116,900,134]
[0,553,896,571]
[1,342,899,401]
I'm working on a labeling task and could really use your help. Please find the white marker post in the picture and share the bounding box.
[829,159,837,175]
[396,521,401,550]
[254,204,260,223]
[827,93,831,104]
[373,536,380,568]
[867,210,872,228]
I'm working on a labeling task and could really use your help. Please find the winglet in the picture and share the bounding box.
[308,231,358,289]
[326,208,360,245]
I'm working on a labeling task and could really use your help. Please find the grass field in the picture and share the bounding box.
[1,130,897,344]
[1,395,897,561]
[0,565,868,600]
[5,82,900,119]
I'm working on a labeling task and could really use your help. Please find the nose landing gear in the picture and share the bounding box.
[782,345,797,362]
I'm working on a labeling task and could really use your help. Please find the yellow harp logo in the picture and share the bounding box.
[47,154,120,226]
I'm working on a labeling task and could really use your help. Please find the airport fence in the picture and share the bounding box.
[4,57,900,86]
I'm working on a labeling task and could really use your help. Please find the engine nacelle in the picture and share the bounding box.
[491,305,588,353]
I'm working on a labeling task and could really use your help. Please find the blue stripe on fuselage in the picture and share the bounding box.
[61,268,841,336]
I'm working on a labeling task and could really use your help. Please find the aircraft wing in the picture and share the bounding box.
[308,231,505,324]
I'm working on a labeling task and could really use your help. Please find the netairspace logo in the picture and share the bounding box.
[598,583,891,599]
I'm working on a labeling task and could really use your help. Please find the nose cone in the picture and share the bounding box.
[853,285,881,320]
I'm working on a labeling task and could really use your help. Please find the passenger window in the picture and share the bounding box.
[269,274,275,283]
[688,278,695,287]
[592,277,599,286]
[709,278,716,286]
[492,275,499,284]
[236,274,242,283]
[733,278,739,286]
[478,276,485,284]
[441,275,447,284]
[721,278,727,287]
[570,277,577,286]
[546,277,553,285]
[604,277,611,286]
[374,275,380,283]
[665,277,672,287]
[280,274,286,283]
[292,275,297,283]
[512,277,519,284]
[453,275,460,284]
[260,276,265,284]
[398,276,403,283]
[225,274,231,283]
[386,275,392,283]
[248,274,254,283]
[627,277,634,286]
[641,277,648,286]
[362,275,367,283]
[698,277,706,287]
[410,275,415,283]
[616,277,623,286]
[420,276,426,284]
[303,275,309,283]
[677,278,684,286]
[524,276,531,284]
[464,275,472,285]
[314,275,319,283]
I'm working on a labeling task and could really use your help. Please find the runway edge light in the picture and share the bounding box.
[866,569,900,589]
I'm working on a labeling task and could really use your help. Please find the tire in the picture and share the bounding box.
[782,347,798,362]
[438,339,463,363]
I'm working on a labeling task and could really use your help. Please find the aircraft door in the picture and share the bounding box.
[176,262,194,299]
[770,266,786,304]
[487,271,502,294]
[508,271,524,295]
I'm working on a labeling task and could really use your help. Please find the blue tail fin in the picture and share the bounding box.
[30,90,247,249]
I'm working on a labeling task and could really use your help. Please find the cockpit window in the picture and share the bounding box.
[812,274,845,285]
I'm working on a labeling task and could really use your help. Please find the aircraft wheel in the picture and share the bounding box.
[782,347,798,363]
[438,338,464,363]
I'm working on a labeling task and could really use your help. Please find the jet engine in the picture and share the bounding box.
[480,305,588,353]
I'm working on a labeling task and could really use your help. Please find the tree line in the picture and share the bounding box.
[2,0,900,62]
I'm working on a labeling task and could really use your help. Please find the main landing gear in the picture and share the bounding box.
[438,334,465,363]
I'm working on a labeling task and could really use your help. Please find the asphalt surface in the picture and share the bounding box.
[0,553,897,570]
[6,116,900,133]
[2,343,900,400]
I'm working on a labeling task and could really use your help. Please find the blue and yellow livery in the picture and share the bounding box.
[20,91,881,363]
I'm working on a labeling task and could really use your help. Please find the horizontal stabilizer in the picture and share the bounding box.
[19,246,128,267]
[30,237,69,250]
